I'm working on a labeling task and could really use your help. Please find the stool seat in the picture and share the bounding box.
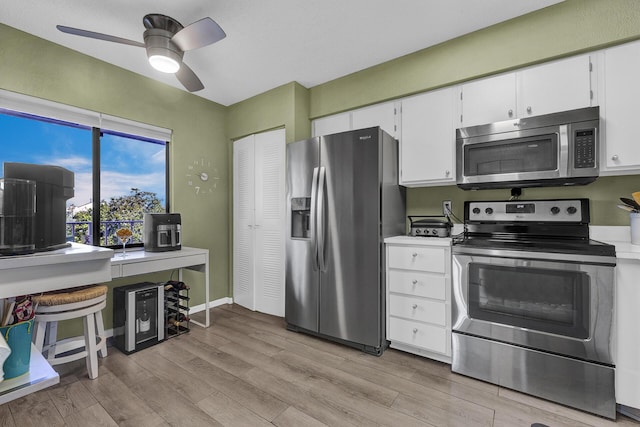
[33,285,108,306]
[32,285,108,380]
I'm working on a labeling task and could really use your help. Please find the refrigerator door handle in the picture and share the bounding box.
[317,166,327,272]
[310,167,320,270]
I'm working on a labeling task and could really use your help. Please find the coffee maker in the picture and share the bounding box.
[143,213,181,252]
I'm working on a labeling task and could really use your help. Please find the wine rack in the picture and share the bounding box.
[163,281,190,338]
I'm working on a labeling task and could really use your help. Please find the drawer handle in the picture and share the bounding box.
[412,252,418,258]
[412,304,418,309]
[412,328,418,334]
[412,279,418,285]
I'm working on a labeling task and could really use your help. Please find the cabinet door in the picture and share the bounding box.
[351,102,397,138]
[460,73,517,127]
[519,54,593,118]
[400,88,455,185]
[253,129,286,317]
[312,112,350,137]
[603,41,640,170]
[233,134,256,310]
[615,259,640,407]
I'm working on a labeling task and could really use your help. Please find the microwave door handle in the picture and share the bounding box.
[310,167,320,270]
[558,125,568,177]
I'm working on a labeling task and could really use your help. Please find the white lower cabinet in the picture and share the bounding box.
[615,257,640,411]
[385,236,452,363]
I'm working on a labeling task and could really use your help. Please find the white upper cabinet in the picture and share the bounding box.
[460,54,594,128]
[351,102,397,138]
[460,73,517,127]
[312,101,397,138]
[312,112,350,137]
[518,55,593,118]
[600,40,640,173]
[399,87,456,186]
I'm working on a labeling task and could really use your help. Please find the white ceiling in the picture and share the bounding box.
[1,0,563,106]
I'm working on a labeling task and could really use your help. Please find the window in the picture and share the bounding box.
[0,91,171,248]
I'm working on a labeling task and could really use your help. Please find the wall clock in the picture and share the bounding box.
[186,157,219,195]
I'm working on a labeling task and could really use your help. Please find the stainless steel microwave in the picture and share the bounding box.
[456,107,599,190]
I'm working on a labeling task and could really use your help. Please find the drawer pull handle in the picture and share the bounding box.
[412,328,418,334]
[412,279,418,285]
[412,252,418,258]
[412,304,418,309]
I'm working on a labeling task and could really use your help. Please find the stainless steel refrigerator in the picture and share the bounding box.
[285,127,405,355]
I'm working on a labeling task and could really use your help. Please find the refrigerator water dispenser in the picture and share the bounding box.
[291,197,311,238]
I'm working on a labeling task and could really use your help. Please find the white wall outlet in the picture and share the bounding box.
[443,200,452,216]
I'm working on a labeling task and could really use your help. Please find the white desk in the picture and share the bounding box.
[110,247,210,328]
[0,243,113,404]
[0,244,210,404]
[0,243,113,299]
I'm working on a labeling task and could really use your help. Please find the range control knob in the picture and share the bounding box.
[485,207,494,215]
[567,206,578,215]
[550,206,560,215]
[472,207,481,215]
[432,229,437,235]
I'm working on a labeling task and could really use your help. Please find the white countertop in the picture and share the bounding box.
[591,226,640,261]
[386,226,640,261]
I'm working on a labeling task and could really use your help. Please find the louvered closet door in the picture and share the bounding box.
[233,134,256,310]
[253,128,286,316]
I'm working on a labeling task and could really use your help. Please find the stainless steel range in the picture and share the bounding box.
[451,199,617,419]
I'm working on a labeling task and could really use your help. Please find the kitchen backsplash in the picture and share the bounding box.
[407,174,640,227]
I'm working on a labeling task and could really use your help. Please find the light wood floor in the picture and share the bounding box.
[1,304,638,426]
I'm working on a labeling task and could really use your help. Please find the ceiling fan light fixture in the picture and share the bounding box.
[148,53,180,73]
[144,28,184,74]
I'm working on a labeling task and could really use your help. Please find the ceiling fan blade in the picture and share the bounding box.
[176,62,204,92]
[57,25,145,48]
[171,18,226,51]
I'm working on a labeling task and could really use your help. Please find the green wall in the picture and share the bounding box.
[0,23,230,333]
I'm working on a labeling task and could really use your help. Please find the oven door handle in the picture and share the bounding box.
[452,246,615,266]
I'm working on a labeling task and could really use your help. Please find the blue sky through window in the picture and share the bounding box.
[0,112,166,208]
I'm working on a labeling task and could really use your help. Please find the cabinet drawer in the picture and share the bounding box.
[387,246,446,273]
[388,270,446,300]
[389,294,446,326]
[389,317,447,354]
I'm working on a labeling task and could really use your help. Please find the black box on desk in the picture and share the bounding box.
[113,282,165,354]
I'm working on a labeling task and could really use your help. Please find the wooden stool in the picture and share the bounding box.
[32,285,108,379]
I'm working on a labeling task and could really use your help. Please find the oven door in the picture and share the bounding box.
[452,248,615,365]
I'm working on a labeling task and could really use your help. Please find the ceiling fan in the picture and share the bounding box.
[57,14,226,92]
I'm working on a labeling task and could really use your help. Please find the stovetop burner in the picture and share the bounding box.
[453,198,616,258]
[455,235,616,257]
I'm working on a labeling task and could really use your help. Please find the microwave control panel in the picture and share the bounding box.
[573,129,596,169]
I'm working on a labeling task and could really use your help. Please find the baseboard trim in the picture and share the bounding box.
[190,296,233,314]
[52,296,233,349]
